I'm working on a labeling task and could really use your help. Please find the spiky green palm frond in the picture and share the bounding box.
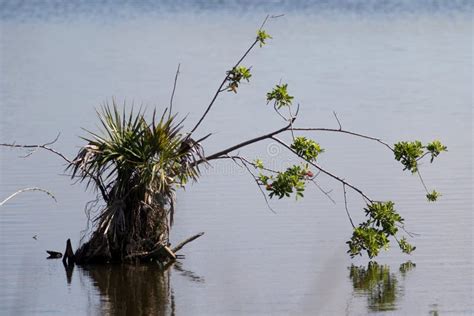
[68,102,205,242]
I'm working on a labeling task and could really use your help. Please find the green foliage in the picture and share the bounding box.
[393,140,447,173]
[254,159,264,169]
[256,29,272,47]
[426,140,447,163]
[291,137,324,162]
[426,190,440,202]
[258,164,311,199]
[393,141,423,173]
[347,202,410,258]
[398,237,416,254]
[226,66,252,93]
[266,83,294,109]
[69,103,202,203]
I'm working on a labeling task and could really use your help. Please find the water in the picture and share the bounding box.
[0,1,472,315]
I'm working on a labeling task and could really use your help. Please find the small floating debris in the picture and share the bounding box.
[46,250,62,259]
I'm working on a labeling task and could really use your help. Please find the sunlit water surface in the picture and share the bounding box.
[0,1,472,315]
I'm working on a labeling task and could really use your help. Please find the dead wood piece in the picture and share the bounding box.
[162,246,176,260]
[62,239,75,266]
[172,232,204,253]
[46,250,62,259]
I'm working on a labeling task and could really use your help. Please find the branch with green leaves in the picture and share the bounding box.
[186,18,447,258]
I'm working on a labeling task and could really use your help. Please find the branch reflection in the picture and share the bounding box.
[349,261,416,312]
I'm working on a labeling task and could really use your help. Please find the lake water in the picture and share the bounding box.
[0,1,472,315]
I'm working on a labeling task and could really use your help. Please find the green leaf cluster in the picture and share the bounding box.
[256,29,272,47]
[266,83,294,109]
[226,66,252,93]
[258,164,310,199]
[347,202,414,258]
[426,140,448,163]
[291,137,324,162]
[426,190,440,202]
[393,140,447,173]
[393,141,423,173]
[397,237,416,254]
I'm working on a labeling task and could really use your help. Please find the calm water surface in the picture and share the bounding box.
[0,1,472,315]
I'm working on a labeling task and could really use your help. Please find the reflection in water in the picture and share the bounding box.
[78,262,203,316]
[81,264,172,315]
[349,261,415,312]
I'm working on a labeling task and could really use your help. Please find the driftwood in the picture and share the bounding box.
[46,250,62,259]
[124,232,204,263]
[172,232,204,253]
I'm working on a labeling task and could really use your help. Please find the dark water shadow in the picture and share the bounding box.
[348,261,415,312]
[75,262,204,316]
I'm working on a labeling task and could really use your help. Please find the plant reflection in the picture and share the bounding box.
[78,262,204,315]
[349,261,415,311]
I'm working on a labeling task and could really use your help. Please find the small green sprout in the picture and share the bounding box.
[266,83,294,109]
[254,159,264,169]
[426,190,441,202]
[426,140,447,163]
[291,137,324,162]
[256,29,272,47]
[398,237,416,254]
[226,66,252,93]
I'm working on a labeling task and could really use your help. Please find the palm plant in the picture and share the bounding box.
[69,102,204,263]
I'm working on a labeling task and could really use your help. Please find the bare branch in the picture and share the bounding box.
[0,187,57,207]
[194,120,294,166]
[290,127,394,152]
[1,136,110,202]
[1,134,71,164]
[172,232,205,253]
[416,170,430,194]
[211,155,279,174]
[333,111,342,130]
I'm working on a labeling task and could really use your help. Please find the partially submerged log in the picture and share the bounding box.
[46,250,62,259]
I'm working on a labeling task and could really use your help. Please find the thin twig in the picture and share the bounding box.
[416,170,430,194]
[310,179,336,204]
[0,187,57,207]
[333,111,342,130]
[1,134,71,164]
[237,157,277,214]
[168,63,181,119]
[290,127,394,152]
[1,136,110,202]
[211,155,279,174]
[343,184,356,228]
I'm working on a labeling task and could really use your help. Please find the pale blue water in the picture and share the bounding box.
[0,1,472,315]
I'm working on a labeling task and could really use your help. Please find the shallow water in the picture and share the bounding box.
[0,1,472,315]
